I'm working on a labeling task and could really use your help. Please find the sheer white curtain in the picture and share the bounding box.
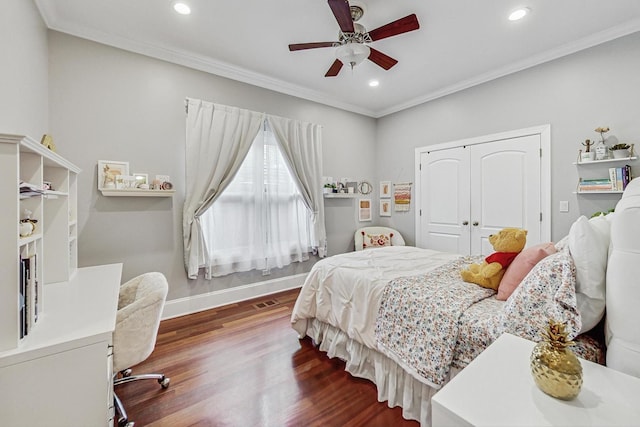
[267,115,326,256]
[182,98,264,279]
[199,124,312,277]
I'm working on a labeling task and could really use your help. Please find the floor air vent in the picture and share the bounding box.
[253,299,278,309]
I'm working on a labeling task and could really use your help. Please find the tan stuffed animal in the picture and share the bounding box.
[460,228,527,291]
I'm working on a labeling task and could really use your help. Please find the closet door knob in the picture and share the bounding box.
[462,221,469,226]
[473,221,479,226]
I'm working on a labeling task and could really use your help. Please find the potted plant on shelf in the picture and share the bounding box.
[610,143,631,159]
[323,183,336,194]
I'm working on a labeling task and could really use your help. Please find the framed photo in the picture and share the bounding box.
[115,175,137,189]
[98,160,129,190]
[133,173,148,188]
[380,200,391,217]
[358,199,372,222]
[380,181,391,198]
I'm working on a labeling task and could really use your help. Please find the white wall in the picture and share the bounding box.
[47,32,377,301]
[376,31,640,243]
[0,0,49,137]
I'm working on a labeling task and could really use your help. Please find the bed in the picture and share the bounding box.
[291,177,640,426]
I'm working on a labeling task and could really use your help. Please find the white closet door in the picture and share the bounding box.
[418,147,471,254]
[469,134,541,255]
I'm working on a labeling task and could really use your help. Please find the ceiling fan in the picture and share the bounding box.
[288,0,420,77]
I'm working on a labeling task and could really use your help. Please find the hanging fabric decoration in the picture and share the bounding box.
[394,182,412,212]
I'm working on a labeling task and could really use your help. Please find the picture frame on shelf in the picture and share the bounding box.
[380,181,391,198]
[380,200,391,217]
[115,175,137,189]
[133,173,148,188]
[98,160,129,190]
[358,199,372,222]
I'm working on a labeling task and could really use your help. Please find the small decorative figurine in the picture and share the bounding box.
[40,134,56,152]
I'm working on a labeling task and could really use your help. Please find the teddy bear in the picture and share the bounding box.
[460,227,527,291]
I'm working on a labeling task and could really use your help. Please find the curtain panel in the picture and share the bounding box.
[267,115,327,257]
[183,98,326,279]
[183,98,264,279]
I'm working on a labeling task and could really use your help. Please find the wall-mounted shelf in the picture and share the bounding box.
[323,193,356,199]
[574,190,624,195]
[100,189,175,197]
[573,156,637,165]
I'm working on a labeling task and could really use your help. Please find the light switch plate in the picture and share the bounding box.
[559,200,569,212]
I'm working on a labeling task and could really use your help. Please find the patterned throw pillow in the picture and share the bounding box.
[362,231,393,249]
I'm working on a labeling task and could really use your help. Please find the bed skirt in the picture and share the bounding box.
[299,318,459,426]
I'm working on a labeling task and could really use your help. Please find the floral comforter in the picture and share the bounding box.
[375,256,493,388]
[292,247,602,391]
[375,249,588,389]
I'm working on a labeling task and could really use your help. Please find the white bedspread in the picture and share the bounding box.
[291,246,461,349]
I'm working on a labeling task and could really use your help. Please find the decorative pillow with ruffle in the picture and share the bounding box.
[362,231,393,249]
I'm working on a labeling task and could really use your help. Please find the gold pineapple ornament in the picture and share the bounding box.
[530,320,583,400]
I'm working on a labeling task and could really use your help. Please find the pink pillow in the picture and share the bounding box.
[497,242,557,300]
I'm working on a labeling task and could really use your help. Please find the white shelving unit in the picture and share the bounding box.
[573,155,637,195]
[0,134,80,351]
[0,134,122,426]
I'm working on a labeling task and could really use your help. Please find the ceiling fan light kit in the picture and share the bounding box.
[288,0,420,77]
[336,43,370,69]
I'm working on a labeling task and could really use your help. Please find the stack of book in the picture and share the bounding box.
[578,165,633,192]
[577,178,614,192]
[19,181,45,199]
[609,165,632,191]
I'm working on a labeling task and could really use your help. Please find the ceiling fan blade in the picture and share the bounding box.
[328,0,354,33]
[368,14,420,41]
[289,42,336,51]
[368,47,398,70]
[325,59,344,77]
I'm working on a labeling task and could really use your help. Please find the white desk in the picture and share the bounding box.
[432,333,640,427]
[0,264,122,427]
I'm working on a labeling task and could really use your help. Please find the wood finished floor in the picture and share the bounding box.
[116,288,419,427]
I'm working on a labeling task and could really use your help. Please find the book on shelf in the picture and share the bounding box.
[19,254,39,339]
[19,257,26,339]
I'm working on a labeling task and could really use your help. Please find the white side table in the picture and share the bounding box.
[431,333,640,426]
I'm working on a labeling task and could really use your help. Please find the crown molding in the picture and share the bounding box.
[38,15,377,118]
[35,3,640,119]
[377,19,640,117]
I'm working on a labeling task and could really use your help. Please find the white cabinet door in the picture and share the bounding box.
[418,147,471,254]
[469,135,541,254]
[417,130,543,255]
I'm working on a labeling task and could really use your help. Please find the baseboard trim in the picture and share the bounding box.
[161,273,306,320]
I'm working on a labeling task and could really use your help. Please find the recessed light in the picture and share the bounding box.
[369,80,379,87]
[173,2,191,15]
[508,7,530,21]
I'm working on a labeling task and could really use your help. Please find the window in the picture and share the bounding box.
[199,122,312,277]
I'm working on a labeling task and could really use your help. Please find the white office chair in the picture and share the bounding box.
[354,226,405,251]
[113,272,169,427]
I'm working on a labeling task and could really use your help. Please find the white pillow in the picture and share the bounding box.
[568,215,610,333]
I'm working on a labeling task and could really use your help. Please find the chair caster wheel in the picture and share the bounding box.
[159,376,170,388]
[118,419,134,427]
[121,369,132,377]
